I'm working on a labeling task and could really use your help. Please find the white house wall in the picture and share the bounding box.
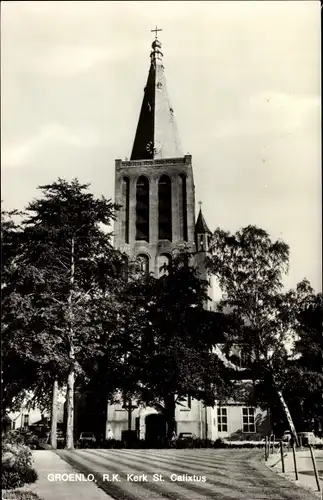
[106,398,268,441]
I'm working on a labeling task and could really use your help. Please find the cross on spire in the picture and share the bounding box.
[151,26,162,39]
[198,201,203,209]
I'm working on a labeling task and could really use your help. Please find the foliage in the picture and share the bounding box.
[1,209,39,412]
[1,467,38,490]
[294,292,322,371]
[3,431,28,447]
[291,292,323,431]
[2,440,37,490]
[109,252,235,440]
[2,179,132,451]
[206,225,317,437]
[3,429,48,450]
[249,293,323,435]
[2,179,128,416]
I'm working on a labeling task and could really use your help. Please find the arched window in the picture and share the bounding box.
[158,253,172,277]
[158,175,172,241]
[122,177,130,243]
[136,254,149,275]
[136,176,149,241]
[178,174,188,241]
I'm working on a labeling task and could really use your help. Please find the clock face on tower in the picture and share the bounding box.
[146,141,161,155]
[146,141,154,154]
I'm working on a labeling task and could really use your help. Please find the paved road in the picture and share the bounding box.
[57,448,318,500]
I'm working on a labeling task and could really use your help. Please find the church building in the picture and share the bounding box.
[107,32,268,443]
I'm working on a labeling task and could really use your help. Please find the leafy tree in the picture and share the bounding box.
[207,225,315,444]
[2,180,127,449]
[1,208,40,413]
[292,292,323,433]
[115,253,235,441]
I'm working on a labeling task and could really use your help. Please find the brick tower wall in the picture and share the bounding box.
[114,155,195,276]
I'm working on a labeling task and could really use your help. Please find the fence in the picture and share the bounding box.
[265,437,322,493]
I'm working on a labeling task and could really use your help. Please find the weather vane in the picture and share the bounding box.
[151,26,162,39]
[198,201,203,209]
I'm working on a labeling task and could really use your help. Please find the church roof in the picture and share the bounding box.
[130,36,182,160]
[195,207,212,234]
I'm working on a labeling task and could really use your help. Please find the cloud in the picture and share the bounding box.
[1,123,99,168]
[213,92,320,139]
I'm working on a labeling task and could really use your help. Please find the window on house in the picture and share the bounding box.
[242,407,256,433]
[187,395,192,409]
[217,407,227,432]
[23,415,29,427]
[12,421,16,430]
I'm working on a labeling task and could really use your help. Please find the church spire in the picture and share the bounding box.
[130,31,182,160]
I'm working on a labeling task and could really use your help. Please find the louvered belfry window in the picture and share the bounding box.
[158,175,172,241]
[136,176,149,241]
[122,176,130,243]
[178,174,188,241]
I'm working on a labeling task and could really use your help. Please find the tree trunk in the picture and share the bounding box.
[276,389,299,446]
[65,236,75,450]
[65,362,74,449]
[50,380,58,449]
[127,398,132,431]
[204,404,208,444]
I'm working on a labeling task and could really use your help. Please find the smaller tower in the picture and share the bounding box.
[195,202,213,309]
[195,202,212,253]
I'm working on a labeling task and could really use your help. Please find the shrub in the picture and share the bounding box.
[213,438,225,448]
[3,431,26,447]
[2,466,38,490]
[2,443,33,468]
[2,430,45,450]
[2,439,38,490]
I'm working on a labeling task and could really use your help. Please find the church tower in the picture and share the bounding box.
[114,33,196,276]
[110,32,215,441]
[108,32,269,443]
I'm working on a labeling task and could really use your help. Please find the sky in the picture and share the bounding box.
[1,1,321,293]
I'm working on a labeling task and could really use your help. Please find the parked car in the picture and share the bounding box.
[77,432,96,448]
[175,432,196,448]
[298,432,323,446]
